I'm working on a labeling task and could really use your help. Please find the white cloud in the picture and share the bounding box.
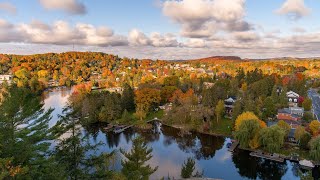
[233,31,260,42]
[183,38,206,48]
[39,0,86,15]
[76,23,127,46]
[162,0,248,38]
[150,32,178,47]
[0,2,17,14]
[128,29,150,46]
[276,0,310,20]
[129,29,179,47]
[0,20,127,46]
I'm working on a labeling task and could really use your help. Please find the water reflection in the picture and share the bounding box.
[43,88,303,180]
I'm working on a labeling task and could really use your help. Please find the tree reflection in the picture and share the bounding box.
[161,125,224,160]
[232,150,288,180]
[195,133,225,160]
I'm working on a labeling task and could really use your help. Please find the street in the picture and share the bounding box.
[308,89,320,121]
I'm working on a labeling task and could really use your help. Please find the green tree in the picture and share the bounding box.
[235,119,261,149]
[300,132,311,149]
[259,125,286,153]
[263,97,276,119]
[53,110,117,179]
[302,98,312,111]
[181,157,195,178]
[121,136,158,180]
[294,126,306,141]
[121,83,135,111]
[309,136,320,161]
[277,120,291,137]
[215,100,225,123]
[232,100,242,121]
[0,85,63,179]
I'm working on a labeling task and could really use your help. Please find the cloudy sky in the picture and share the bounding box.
[0,0,320,59]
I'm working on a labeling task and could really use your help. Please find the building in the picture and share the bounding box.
[203,82,215,89]
[0,75,13,84]
[277,107,304,121]
[224,96,237,115]
[286,91,300,107]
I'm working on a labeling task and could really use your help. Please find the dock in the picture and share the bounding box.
[113,125,133,134]
[250,151,285,163]
[228,141,239,152]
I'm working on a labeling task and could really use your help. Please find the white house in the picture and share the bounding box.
[286,91,299,107]
[0,75,13,84]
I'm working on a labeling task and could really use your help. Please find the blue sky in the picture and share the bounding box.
[0,0,320,59]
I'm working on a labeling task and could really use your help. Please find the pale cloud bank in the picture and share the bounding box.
[39,0,86,15]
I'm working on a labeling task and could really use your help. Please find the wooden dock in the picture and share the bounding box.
[228,141,239,152]
[250,151,285,163]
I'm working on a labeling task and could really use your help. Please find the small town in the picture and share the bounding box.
[1,0,320,179]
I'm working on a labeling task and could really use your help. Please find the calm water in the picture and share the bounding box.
[42,88,304,180]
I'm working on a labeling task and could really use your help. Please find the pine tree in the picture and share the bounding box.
[181,157,195,178]
[121,136,158,180]
[121,83,135,111]
[0,85,63,179]
[53,109,117,179]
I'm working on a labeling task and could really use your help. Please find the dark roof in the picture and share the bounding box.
[278,108,290,114]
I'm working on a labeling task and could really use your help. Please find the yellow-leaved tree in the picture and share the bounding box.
[234,111,267,149]
[309,120,320,136]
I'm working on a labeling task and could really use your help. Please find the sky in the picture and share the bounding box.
[0,0,320,60]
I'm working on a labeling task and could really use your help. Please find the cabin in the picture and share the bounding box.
[0,75,13,84]
[286,91,300,107]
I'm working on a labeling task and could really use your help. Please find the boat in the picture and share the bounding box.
[299,160,315,170]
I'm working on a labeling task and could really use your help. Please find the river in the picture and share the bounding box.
[42,88,307,180]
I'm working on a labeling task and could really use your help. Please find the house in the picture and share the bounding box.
[286,91,300,107]
[106,87,123,93]
[0,75,13,84]
[224,96,237,115]
[203,82,215,89]
[277,107,304,121]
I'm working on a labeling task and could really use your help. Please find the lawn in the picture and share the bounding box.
[146,110,164,120]
[210,118,234,136]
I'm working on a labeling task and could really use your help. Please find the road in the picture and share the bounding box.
[308,89,320,121]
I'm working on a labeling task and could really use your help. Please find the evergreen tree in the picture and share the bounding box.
[181,157,195,178]
[263,97,276,119]
[232,100,243,121]
[53,109,117,179]
[121,136,158,180]
[121,83,135,111]
[0,85,63,179]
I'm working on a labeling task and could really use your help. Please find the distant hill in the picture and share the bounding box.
[186,56,243,63]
